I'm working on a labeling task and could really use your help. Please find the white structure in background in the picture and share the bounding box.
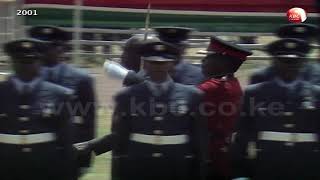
[0,0,24,60]
[73,0,83,62]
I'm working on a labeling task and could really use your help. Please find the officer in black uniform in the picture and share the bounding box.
[232,38,320,180]
[76,40,207,180]
[1,39,74,180]
[249,23,319,84]
[28,25,96,178]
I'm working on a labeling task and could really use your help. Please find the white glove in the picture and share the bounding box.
[103,60,129,80]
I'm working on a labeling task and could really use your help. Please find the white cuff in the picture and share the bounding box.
[233,178,250,180]
[103,60,129,80]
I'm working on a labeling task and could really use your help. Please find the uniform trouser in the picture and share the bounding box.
[71,126,93,179]
[112,156,198,180]
[250,143,320,180]
[207,151,232,180]
[0,143,70,180]
[207,167,231,180]
[72,153,91,180]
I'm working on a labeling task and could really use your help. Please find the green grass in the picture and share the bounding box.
[80,109,112,180]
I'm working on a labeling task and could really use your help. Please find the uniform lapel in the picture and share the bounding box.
[6,78,24,114]
[161,80,175,99]
[56,63,67,85]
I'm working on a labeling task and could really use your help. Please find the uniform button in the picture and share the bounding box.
[185,155,194,159]
[19,130,30,134]
[220,146,228,153]
[152,153,163,157]
[284,124,295,128]
[18,117,30,122]
[19,105,30,110]
[154,116,163,121]
[153,130,163,135]
[155,103,165,108]
[283,112,294,116]
[0,113,7,117]
[177,100,187,104]
[257,107,267,111]
[22,148,32,152]
[284,142,295,147]
[73,116,83,124]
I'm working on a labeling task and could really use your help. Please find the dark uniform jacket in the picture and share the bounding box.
[0,77,74,180]
[92,81,207,180]
[232,79,320,180]
[173,61,205,85]
[42,63,96,168]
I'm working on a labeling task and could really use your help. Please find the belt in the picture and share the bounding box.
[130,133,189,145]
[258,131,318,142]
[0,133,57,145]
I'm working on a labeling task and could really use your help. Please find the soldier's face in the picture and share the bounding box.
[274,57,304,81]
[144,61,174,79]
[201,56,224,77]
[121,48,141,70]
[44,46,65,66]
[145,61,174,72]
[12,59,41,81]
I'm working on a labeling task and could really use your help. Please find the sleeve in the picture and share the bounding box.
[197,81,219,94]
[123,71,145,86]
[57,93,75,178]
[190,91,209,180]
[231,90,255,178]
[77,76,96,167]
[78,76,96,141]
[91,94,131,156]
[248,73,262,85]
[91,134,114,155]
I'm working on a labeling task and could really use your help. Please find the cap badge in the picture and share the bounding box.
[43,28,53,34]
[21,42,33,48]
[285,42,297,49]
[155,45,166,51]
[294,27,306,33]
[168,29,177,33]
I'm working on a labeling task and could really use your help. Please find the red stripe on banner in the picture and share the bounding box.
[24,0,317,13]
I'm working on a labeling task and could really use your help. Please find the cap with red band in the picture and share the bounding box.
[198,36,252,61]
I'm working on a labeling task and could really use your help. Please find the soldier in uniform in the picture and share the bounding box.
[121,27,204,86]
[154,27,205,85]
[197,37,252,180]
[249,23,319,84]
[1,39,74,180]
[75,40,207,180]
[232,38,320,180]
[28,25,96,178]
